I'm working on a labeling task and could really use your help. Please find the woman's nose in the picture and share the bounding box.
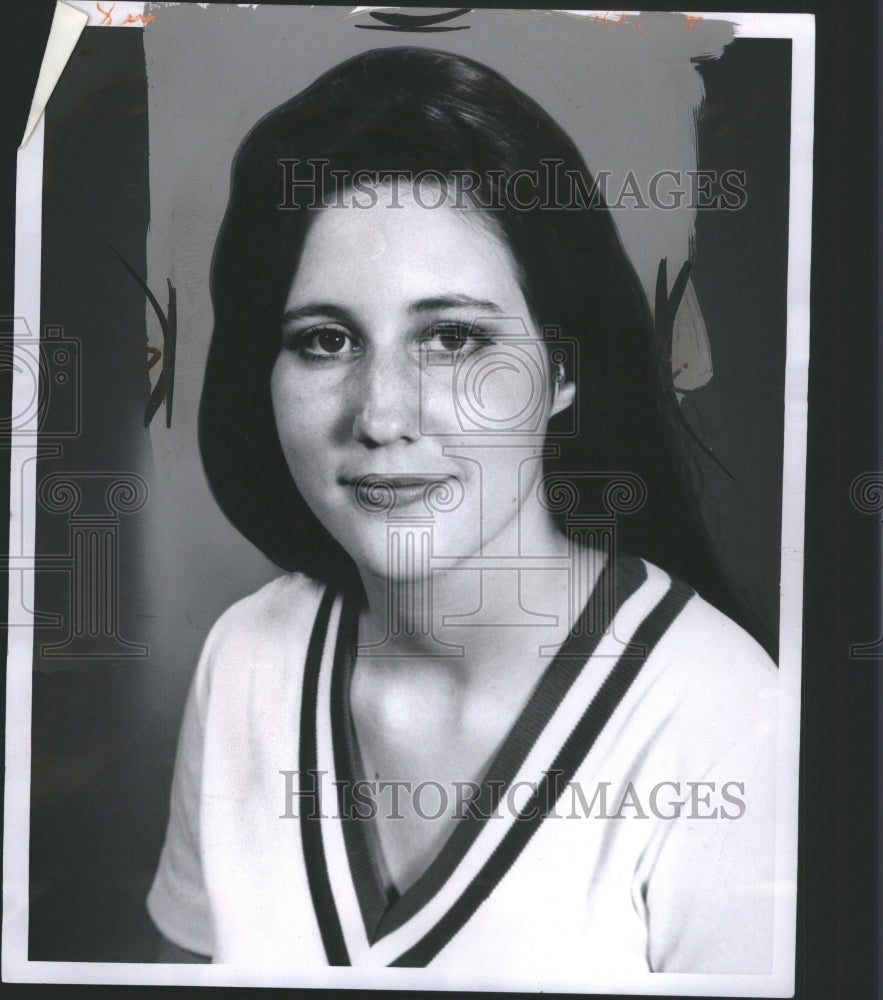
[352,356,419,447]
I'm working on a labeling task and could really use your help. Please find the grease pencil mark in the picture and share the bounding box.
[655,258,735,481]
[95,2,156,26]
[355,8,471,32]
[96,1,115,26]
[108,246,177,428]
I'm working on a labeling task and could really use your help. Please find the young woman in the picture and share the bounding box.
[148,47,777,979]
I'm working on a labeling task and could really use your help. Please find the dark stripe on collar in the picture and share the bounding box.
[335,555,648,946]
[390,577,694,968]
[373,554,649,940]
[330,595,392,943]
[298,588,350,966]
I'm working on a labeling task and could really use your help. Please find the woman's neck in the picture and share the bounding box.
[354,529,605,684]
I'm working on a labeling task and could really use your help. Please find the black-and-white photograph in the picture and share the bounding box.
[5,3,819,994]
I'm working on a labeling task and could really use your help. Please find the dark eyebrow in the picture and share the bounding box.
[281,303,356,325]
[408,295,505,316]
[282,296,506,326]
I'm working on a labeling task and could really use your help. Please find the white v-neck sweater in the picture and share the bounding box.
[147,558,778,985]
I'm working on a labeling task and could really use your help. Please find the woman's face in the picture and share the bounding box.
[271,184,575,584]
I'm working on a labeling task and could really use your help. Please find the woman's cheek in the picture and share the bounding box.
[448,355,552,435]
[418,364,467,437]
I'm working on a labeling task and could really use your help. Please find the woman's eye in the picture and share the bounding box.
[315,328,348,354]
[288,326,358,361]
[426,322,492,354]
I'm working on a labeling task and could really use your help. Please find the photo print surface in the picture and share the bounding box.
[5,4,812,994]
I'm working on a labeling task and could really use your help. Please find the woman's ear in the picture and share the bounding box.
[550,376,576,418]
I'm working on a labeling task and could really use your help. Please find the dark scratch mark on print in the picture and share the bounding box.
[108,246,177,429]
[356,8,471,32]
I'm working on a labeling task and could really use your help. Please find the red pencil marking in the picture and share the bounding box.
[120,12,156,25]
[591,11,633,28]
[685,14,704,29]
[140,346,162,377]
[96,1,115,25]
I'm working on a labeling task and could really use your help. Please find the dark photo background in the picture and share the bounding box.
[2,2,880,998]
[691,38,791,652]
[28,26,158,962]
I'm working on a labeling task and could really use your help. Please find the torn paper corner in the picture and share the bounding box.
[20,2,89,150]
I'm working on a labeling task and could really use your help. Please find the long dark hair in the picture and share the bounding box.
[200,46,769,652]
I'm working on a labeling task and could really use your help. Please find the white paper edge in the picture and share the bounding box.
[3,9,815,995]
[3,115,43,980]
[20,3,89,148]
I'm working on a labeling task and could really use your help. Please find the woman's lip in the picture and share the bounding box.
[341,474,456,487]
[343,474,459,509]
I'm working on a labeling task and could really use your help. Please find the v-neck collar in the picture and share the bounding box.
[298,556,694,967]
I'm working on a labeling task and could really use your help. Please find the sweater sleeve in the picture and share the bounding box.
[639,601,779,974]
[644,718,778,973]
[146,636,215,959]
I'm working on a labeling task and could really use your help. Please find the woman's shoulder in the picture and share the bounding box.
[574,556,779,802]
[625,555,776,670]
[212,571,326,629]
[621,556,778,753]
[198,571,328,670]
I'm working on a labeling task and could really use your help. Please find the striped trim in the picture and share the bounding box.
[300,562,695,968]
[330,597,392,943]
[333,556,648,945]
[299,588,350,966]
[390,577,694,967]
